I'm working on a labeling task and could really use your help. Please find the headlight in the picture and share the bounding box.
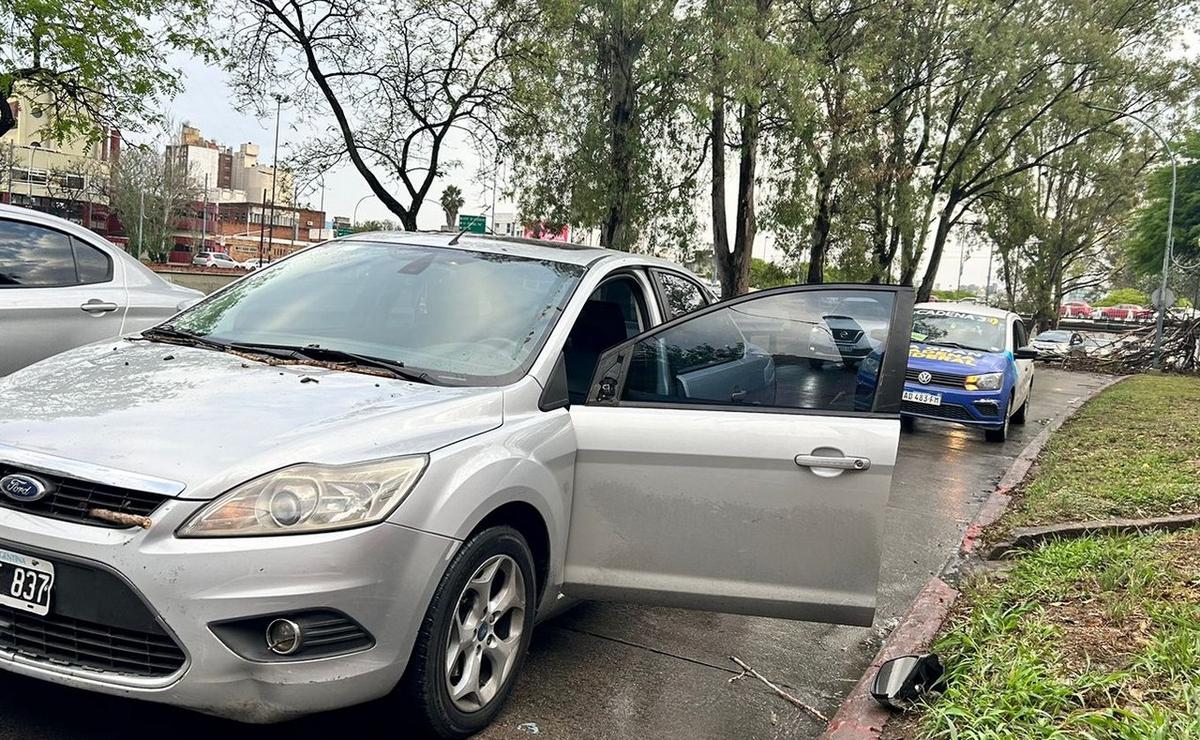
[177,456,427,537]
[965,372,1004,391]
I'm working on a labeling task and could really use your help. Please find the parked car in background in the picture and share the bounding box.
[896,303,1036,442]
[0,233,912,737]
[192,251,243,269]
[1030,329,1086,357]
[1098,303,1153,321]
[240,257,271,270]
[1059,301,1093,319]
[0,204,203,376]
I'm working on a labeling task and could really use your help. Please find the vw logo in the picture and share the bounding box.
[917,371,933,384]
[0,473,51,503]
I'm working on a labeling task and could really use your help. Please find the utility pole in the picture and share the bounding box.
[292,179,299,245]
[984,243,994,306]
[257,187,267,265]
[956,243,967,293]
[200,172,209,252]
[27,143,39,200]
[266,94,286,262]
[1086,104,1176,369]
[138,189,145,258]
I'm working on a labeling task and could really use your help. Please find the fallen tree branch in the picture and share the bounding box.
[728,655,828,723]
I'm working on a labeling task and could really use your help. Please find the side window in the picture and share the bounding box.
[0,219,78,287]
[73,239,113,284]
[654,270,708,319]
[563,274,652,404]
[618,289,897,413]
[1012,320,1028,349]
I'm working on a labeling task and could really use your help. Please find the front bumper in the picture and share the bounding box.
[0,500,458,722]
[900,381,1008,429]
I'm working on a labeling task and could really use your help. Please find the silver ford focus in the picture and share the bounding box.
[0,233,913,738]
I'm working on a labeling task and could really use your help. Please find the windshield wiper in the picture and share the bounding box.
[140,325,231,352]
[921,340,985,352]
[229,342,436,384]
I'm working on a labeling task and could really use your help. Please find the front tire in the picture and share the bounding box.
[985,401,1011,443]
[1012,388,1030,425]
[401,526,537,739]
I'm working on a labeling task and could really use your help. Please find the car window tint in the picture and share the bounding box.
[621,289,895,413]
[0,219,78,287]
[591,276,648,339]
[655,270,707,318]
[73,239,113,283]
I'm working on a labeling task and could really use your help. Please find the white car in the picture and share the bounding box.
[0,204,203,376]
[0,233,913,736]
[192,251,243,269]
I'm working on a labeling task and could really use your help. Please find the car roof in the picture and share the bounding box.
[914,301,1015,320]
[338,230,686,270]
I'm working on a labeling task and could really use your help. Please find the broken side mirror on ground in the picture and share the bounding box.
[870,653,946,711]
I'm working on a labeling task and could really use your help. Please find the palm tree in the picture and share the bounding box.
[439,185,464,230]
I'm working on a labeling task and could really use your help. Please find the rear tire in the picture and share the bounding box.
[400,526,537,739]
[808,358,824,370]
[900,415,916,432]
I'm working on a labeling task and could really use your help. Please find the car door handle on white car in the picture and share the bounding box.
[794,454,871,471]
[79,300,119,315]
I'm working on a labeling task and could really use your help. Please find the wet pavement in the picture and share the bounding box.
[0,368,1108,739]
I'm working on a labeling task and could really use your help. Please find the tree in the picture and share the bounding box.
[351,218,400,233]
[43,158,104,223]
[0,0,213,143]
[230,0,535,231]
[1095,287,1150,306]
[1127,129,1200,276]
[107,146,200,262]
[439,185,465,230]
[749,257,792,289]
[506,0,707,253]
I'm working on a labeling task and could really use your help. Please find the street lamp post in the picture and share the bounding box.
[352,194,377,227]
[1088,104,1176,369]
[265,94,287,263]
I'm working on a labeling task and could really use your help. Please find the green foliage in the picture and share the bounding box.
[918,531,1200,739]
[932,289,977,301]
[439,186,464,229]
[350,219,400,233]
[1126,130,1200,276]
[0,0,215,143]
[106,145,201,262]
[1005,375,1200,527]
[749,258,794,289]
[1094,288,1151,307]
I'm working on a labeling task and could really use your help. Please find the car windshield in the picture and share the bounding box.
[1036,331,1070,342]
[169,241,585,385]
[911,308,1006,353]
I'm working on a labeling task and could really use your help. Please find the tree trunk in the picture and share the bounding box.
[807,167,835,284]
[711,90,734,298]
[731,100,759,296]
[916,199,958,302]
[601,30,640,251]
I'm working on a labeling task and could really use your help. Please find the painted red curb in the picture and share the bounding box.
[821,577,959,740]
[823,374,1126,739]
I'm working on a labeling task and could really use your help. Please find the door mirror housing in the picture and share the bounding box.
[1014,346,1038,360]
[871,654,945,710]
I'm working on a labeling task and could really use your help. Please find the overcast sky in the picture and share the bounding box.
[164,53,994,288]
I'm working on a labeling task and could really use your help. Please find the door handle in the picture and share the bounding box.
[794,454,871,471]
[80,300,119,314]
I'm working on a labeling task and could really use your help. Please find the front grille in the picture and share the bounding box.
[0,605,186,678]
[0,464,168,528]
[905,368,967,388]
[832,328,864,343]
[901,400,975,421]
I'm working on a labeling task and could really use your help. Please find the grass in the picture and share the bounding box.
[1006,374,1200,526]
[907,532,1200,739]
[896,375,1200,739]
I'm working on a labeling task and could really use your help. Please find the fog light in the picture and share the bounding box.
[266,618,303,655]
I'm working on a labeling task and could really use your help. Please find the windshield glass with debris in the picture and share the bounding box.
[169,241,584,385]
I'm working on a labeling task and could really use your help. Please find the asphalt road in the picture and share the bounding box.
[0,367,1109,740]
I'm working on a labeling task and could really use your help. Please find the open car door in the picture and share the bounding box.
[563,285,913,626]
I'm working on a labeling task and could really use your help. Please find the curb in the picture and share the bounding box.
[820,373,1126,740]
[987,512,1200,559]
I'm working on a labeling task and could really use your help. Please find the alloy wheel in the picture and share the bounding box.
[444,553,526,712]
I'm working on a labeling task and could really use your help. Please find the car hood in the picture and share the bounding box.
[0,340,503,499]
[907,342,1009,374]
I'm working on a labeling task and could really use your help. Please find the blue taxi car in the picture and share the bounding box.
[898,303,1036,442]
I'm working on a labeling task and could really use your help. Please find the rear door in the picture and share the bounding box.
[0,218,124,375]
[563,285,913,626]
[1010,318,1034,406]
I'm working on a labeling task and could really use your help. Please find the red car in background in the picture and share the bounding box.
[1059,301,1093,318]
[1098,303,1154,321]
